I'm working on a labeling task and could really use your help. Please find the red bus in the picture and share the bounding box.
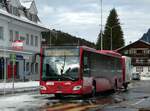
[38,46,131,97]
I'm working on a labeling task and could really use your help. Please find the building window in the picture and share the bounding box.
[129,49,135,54]
[31,63,34,74]
[35,36,38,46]
[26,62,29,71]
[26,34,29,45]
[32,14,38,22]
[9,5,13,13]
[136,59,140,64]
[20,36,25,41]
[139,59,144,64]
[136,66,143,72]
[9,30,13,41]
[28,13,32,21]
[13,7,19,16]
[0,27,3,40]
[35,63,38,74]
[124,50,129,54]
[148,59,150,64]
[0,0,4,3]
[15,31,19,41]
[148,50,150,54]
[8,5,19,16]
[136,50,143,54]
[30,35,34,46]
[148,67,150,72]
[0,0,4,7]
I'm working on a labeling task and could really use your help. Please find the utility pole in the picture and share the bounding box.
[100,0,103,50]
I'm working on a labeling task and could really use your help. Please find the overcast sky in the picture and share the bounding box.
[35,0,150,45]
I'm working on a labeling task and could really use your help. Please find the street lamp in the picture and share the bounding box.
[105,24,120,50]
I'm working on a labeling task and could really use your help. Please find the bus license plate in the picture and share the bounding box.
[56,91,62,93]
[46,82,54,85]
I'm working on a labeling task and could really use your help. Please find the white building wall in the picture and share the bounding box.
[0,18,9,47]
[0,16,42,53]
[0,0,49,81]
[132,66,150,75]
[0,14,47,81]
[8,23,41,52]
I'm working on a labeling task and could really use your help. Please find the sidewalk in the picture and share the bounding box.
[0,81,39,95]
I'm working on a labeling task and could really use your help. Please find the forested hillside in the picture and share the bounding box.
[42,29,95,48]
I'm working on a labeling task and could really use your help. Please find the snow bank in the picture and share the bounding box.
[0,81,39,89]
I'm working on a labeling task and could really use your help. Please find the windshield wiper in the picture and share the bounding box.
[61,74,75,81]
[61,55,66,75]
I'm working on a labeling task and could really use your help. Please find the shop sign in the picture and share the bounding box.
[16,55,23,60]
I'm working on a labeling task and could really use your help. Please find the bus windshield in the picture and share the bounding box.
[42,48,80,81]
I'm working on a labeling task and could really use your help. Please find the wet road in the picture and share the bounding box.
[1,80,150,111]
[40,80,150,111]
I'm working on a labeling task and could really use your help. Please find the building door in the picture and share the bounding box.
[19,60,24,80]
[0,58,4,79]
[16,62,19,79]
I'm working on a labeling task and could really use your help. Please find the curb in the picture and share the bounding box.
[0,87,40,96]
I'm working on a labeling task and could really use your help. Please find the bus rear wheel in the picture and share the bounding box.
[91,85,96,97]
[123,83,128,91]
[114,79,118,91]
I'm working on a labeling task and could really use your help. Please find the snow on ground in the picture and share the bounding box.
[0,81,39,89]
[0,92,49,111]
[141,77,150,80]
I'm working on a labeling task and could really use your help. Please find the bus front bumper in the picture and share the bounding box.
[40,81,83,95]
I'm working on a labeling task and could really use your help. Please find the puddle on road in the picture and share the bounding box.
[40,94,125,111]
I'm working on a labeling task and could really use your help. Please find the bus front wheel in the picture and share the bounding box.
[55,94,62,99]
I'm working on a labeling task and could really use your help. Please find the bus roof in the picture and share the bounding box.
[97,50,122,58]
[41,45,122,58]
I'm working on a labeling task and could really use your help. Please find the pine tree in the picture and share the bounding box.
[96,30,103,50]
[103,8,124,50]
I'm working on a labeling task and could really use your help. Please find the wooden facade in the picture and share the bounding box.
[117,40,150,75]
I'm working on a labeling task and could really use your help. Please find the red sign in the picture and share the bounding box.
[12,40,23,50]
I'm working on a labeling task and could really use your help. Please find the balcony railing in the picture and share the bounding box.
[132,60,150,66]
[124,53,150,57]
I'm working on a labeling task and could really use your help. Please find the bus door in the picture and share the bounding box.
[83,51,91,77]
[82,51,93,94]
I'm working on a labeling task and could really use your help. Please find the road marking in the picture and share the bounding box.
[46,103,81,111]
[65,104,99,111]
[131,99,145,106]
[43,102,100,111]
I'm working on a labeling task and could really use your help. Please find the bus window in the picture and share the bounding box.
[65,67,79,77]
[83,52,91,77]
[42,48,80,81]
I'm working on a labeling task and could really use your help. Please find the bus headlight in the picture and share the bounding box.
[73,85,82,91]
[40,86,46,90]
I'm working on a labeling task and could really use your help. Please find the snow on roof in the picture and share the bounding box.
[116,40,150,51]
[0,9,49,31]
[20,0,33,9]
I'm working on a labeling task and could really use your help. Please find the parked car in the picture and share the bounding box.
[132,73,140,80]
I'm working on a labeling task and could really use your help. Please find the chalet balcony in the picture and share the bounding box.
[132,62,150,66]
[125,53,150,57]
[132,59,150,66]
